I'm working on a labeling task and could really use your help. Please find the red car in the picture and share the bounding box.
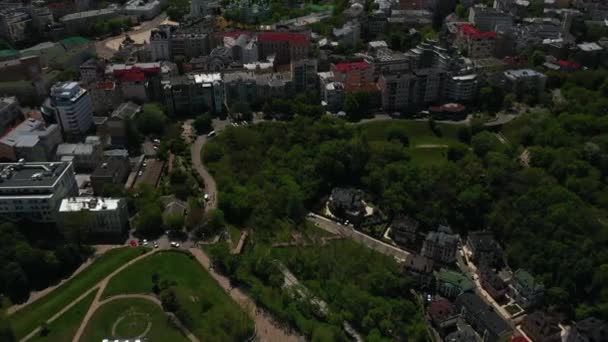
[130,240,138,247]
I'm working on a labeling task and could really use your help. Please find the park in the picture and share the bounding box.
[7,247,254,342]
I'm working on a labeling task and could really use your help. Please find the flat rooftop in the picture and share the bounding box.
[59,196,122,212]
[0,161,71,188]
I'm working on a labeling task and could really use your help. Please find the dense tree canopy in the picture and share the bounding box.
[205,69,608,321]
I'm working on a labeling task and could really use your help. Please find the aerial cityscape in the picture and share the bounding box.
[0,0,607,341]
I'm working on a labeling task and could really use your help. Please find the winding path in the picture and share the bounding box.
[188,248,304,342]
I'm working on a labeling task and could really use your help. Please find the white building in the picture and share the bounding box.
[58,196,128,234]
[0,118,63,162]
[122,0,162,20]
[0,161,78,223]
[42,82,94,139]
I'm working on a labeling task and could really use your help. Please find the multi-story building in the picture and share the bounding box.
[0,8,31,43]
[86,80,121,116]
[390,214,419,246]
[455,292,512,342]
[150,26,171,61]
[421,225,459,263]
[330,61,375,91]
[98,101,140,148]
[224,33,259,64]
[363,42,410,78]
[435,269,475,298]
[55,136,102,172]
[333,21,361,47]
[90,159,130,195]
[59,9,119,34]
[190,0,219,17]
[446,74,478,102]
[171,32,213,60]
[521,311,562,342]
[468,6,513,32]
[0,161,78,222]
[122,0,161,20]
[466,230,504,268]
[502,69,547,102]
[162,73,224,115]
[57,196,128,234]
[79,58,105,84]
[378,72,415,112]
[291,59,318,92]
[478,266,507,300]
[0,118,62,162]
[509,268,544,309]
[42,82,94,140]
[223,71,292,107]
[107,62,175,102]
[457,24,496,58]
[257,32,310,65]
[0,96,22,135]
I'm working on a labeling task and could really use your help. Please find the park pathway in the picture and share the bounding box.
[189,248,305,342]
[8,245,122,316]
[20,249,160,342]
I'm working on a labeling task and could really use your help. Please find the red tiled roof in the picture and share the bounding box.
[96,80,115,90]
[258,32,309,45]
[333,61,369,72]
[460,24,496,39]
[116,70,145,82]
[223,31,252,39]
[511,336,529,342]
[558,60,581,70]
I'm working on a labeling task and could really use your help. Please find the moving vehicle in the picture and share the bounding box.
[170,241,180,248]
[204,193,209,201]
[207,130,216,138]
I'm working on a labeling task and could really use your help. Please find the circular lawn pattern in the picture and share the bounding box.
[79,298,189,342]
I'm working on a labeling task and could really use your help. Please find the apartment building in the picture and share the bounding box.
[162,73,224,115]
[57,196,128,234]
[42,82,94,140]
[0,161,78,222]
[0,118,62,162]
[0,97,22,135]
[457,24,496,58]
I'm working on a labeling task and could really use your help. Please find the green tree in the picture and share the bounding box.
[138,104,168,136]
[136,204,163,237]
[455,4,467,18]
[471,131,499,157]
[59,211,93,245]
[231,102,253,121]
[164,213,185,232]
[531,50,546,66]
[193,113,213,134]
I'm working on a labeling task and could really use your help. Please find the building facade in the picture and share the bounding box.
[0,118,62,162]
[42,82,94,140]
[421,226,459,263]
[58,196,128,234]
[162,73,224,115]
[0,96,22,135]
[0,161,78,222]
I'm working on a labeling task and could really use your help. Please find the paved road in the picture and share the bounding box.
[188,248,305,342]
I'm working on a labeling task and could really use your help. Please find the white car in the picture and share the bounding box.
[153,242,159,248]
[170,241,180,248]
[142,239,148,246]
[143,162,147,167]
[204,193,209,201]
[153,139,161,144]
[137,171,143,176]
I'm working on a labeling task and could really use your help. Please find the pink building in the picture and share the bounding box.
[330,61,375,92]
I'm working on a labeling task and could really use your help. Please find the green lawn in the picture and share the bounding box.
[358,120,463,146]
[80,298,188,342]
[103,251,254,341]
[409,147,449,166]
[500,114,530,146]
[227,225,242,247]
[30,289,97,342]
[10,247,147,339]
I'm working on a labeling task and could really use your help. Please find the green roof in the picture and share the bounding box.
[437,269,475,291]
[0,49,19,60]
[60,36,90,49]
[514,269,543,290]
